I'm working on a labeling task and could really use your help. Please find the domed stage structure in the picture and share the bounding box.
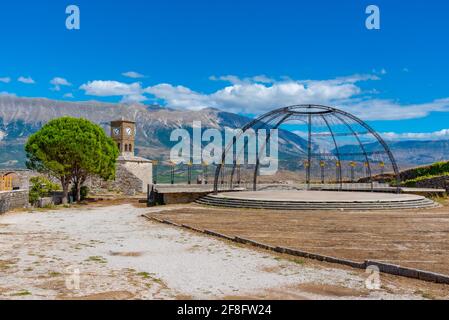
[204,104,437,210]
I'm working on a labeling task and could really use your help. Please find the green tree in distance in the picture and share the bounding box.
[25,117,119,203]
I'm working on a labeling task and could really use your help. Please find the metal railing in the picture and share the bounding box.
[151,161,219,186]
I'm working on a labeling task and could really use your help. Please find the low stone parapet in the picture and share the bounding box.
[0,190,29,214]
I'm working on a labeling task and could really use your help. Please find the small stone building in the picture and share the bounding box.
[89,120,153,195]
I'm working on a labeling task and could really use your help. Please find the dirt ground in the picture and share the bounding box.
[154,200,449,292]
[1,202,444,300]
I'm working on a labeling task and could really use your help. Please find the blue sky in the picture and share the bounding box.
[1,0,449,139]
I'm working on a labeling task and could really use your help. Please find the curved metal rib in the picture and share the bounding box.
[252,112,293,191]
[320,115,343,190]
[333,113,374,191]
[332,109,401,193]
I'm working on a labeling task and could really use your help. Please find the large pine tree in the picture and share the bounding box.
[25,117,119,203]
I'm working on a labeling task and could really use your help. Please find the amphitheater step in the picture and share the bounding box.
[196,195,437,210]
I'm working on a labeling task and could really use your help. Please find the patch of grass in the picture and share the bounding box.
[421,292,436,300]
[48,271,62,277]
[10,290,31,297]
[291,258,305,265]
[152,277,165,285]
[273,256,305,265]
[137,272,151,279]
[86,256,107,264]
[430,195,448,205]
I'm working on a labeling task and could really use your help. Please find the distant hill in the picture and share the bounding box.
[337,140,449,169]
[0,96,308,168]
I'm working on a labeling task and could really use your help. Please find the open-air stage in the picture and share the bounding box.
[196,190,438,210]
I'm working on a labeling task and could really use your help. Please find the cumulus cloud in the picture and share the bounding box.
[18,76,35,84]
[122,71,145,79]
[50,77,72,91]
[63,93,74,98]
[80,80,147,103]
[145,74,376,114]
[79,74,449,121]
[0,77,11,83]
[145,84,215,110]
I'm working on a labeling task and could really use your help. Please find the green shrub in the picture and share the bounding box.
[402,173,449,187]
[29,176,60,204]
[405,161,449,180]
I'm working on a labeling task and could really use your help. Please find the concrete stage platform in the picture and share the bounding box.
[196,190,438,210]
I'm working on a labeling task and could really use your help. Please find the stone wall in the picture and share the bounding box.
[119,160,152,193]
[160,191,212,205]
[88,164,146,196]
[0,190,29,214]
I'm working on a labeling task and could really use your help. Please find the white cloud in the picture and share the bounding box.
[18,76,35,84]
[145,74,376,114]
[343,98,449,121]
[80,80,147,103]
[209,74,275,84]
[0,77,11,83]
[145,84,214,110]
[79,74,449,121]
[63,93,74,98]
[50,77,72,91]
[380,129,449,141]
[122,71,145,79]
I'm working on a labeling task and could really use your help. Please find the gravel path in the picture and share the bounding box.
[0,204,423,300]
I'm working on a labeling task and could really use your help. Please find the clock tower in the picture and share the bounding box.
[91,119,153,195]
[110,119,136,156]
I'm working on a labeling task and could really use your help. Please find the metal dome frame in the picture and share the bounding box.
[213,104,401,193]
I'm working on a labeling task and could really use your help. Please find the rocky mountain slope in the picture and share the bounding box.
[0,96,307,168]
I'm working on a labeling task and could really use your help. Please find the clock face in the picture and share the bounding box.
[126,127,133,136]
[113,128,120,135]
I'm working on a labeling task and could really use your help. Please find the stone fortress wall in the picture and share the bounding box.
[88,160,152,196]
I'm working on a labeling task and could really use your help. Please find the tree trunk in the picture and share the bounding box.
[62,182,69,205]
[76,179,81,202]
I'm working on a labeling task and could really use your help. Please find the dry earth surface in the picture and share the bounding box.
[0,202,446,300]
[157,202,449,275]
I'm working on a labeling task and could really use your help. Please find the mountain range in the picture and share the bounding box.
[1,96,448,170]
[0,96,307,168]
